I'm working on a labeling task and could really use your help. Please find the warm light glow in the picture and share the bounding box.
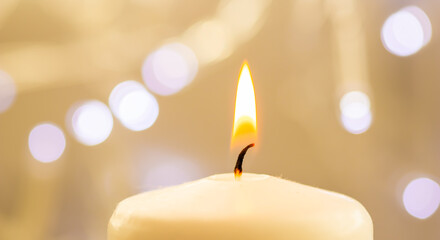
[217,0,270,43]
[403,177,440,219]
[39,0,123,31]
[29,123,66,163]
[232,61,257,147]
[183,19,232,64]
[0,70,16,113]
[109,80,159,131]
[381,6,431,57]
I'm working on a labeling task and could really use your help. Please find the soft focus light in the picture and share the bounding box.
[142,43,198,96]
[0,70,16,113]
[184,19,232,64]
[0,0,19,27]
[141,158,200,191]
[340,91,370,119]
[109,80,159,131]
[29,123,66,163]
[340,91,372,134]
[232,61,257,147]
[341,111,372,134]
[404,6,432,46]
[381,6,431,56]
[217,0,270,42]
[69,100,113,146]
[39,0,124,31]
[403,177,440,219]
[179,0,270,66]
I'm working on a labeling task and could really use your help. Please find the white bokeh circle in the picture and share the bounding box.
[339,91,372,134]
[29,123,66,163]
[403,177,440,219]
[69,100,114,146]
[340,91,371,119]
[381,6,431,56]
[109,80,159,131]
[142,43,198,96]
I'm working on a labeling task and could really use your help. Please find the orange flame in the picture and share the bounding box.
[231,61,257,148]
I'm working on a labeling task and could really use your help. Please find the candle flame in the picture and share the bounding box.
[231,61,257,148]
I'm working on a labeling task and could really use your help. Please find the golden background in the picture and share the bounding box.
[1,0,439,239]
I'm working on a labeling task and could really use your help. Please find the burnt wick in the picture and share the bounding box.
[234,143,255,179]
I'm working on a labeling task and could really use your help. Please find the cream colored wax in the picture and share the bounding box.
[108,173,373,240]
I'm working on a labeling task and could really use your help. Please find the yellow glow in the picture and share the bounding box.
[231,61,257,147]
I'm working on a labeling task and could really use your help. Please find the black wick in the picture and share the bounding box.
[234,143,255,178]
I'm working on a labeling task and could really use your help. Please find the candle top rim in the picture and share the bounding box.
[109,172,373,239]
[112,173,369,219]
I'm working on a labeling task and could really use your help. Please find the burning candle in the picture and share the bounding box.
[108,62,373,240]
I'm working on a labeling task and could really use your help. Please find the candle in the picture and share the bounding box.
[109,173,372,240]
[108,62,373,240]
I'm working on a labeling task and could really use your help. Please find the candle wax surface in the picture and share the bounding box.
[108,173,373,240]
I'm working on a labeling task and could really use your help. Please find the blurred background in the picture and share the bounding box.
[0,0,439,239]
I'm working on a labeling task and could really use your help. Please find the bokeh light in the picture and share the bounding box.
[142,43,198,96]
[38,0,124,31]
[340,91,370,119]
[217,0,270,43]
[340,112,372,134]
[340,91,372,134]
[28,123,66,163]
[69,100,113,146]
[109,80,159,131]
[381,6,431,57]
[0,70,16,113]
[141,157,201,191]
[404,6,432,46]
[183,19,232,64]
[403,177,440,219]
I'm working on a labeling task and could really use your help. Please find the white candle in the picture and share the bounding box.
[108,173,373,240]
[108,61,373,239]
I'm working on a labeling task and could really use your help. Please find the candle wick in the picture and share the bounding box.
[234,143,255,180]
